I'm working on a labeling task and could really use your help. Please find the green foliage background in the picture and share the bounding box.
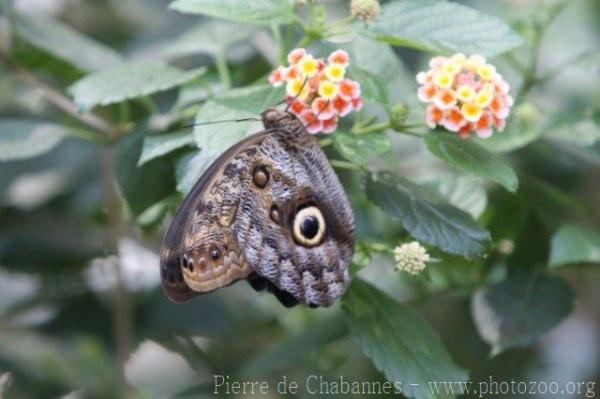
[0,0,599,398]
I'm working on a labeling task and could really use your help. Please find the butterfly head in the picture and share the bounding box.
[261,108,304,134]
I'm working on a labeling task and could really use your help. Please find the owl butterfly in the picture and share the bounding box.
[160,109,355,307]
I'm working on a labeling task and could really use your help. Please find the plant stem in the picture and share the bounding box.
[326,15,356,32]
[352,122,391,134]
[139,96,158,115]
[296,35,313,48]
[330,159,364,171]
[319,137,333,147]
[515,24,544,104]
[271,23,286,65]
[118,102,131,124]
[69,126,110,143]
[215,50,232,89]
[98,148,134,399]
[394,129,426,138]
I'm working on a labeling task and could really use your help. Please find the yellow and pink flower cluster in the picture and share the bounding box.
[417,54,513,139]
[268,48,363,134]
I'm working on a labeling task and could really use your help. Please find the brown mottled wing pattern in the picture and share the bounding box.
[160,131,268,303]
[160,109,355,307]
[233,120,355,307]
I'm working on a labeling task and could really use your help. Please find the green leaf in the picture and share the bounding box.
[69,63,206,111]
[169,0,296,26]
[347,36,408,83]
[547,119,600,147]
[138,130,195,166]
[14,13,122,72]
[150,21,254,60]
[343,279,468,399]
[472,273,574,355]
[549,224,600,267]
[212,85,285,114]
[0,120,68,161]
[368,0,524,57]
[475,124,543,153]
[137,194,181,230]
[427,174,487,219]
[0,332,114,397]
[343,36,415,102]
[116,128,176,216]
[424,132,518,192]
[366,172,491,257]
[332,132,391,166]
[175,150,208,196]
[241,315,348,377]
[175,101,262,194]
[476,104,545,153]
[351,242,374,276]
[348,67,388,105]
[125,340,198,398]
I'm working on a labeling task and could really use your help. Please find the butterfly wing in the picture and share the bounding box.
[161,109,355,307]
[160,131,269,303]
[233,129,355,307]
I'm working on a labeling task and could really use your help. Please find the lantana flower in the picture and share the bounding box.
[416,54,513,139]
[268,48,362,134]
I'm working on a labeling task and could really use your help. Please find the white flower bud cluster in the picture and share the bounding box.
[393,241,430,275]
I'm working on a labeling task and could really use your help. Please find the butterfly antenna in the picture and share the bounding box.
[183,117,259,129]
[314,99,330,120]
[284,76,309,112]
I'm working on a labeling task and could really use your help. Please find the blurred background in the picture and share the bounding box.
[0,0,599,398]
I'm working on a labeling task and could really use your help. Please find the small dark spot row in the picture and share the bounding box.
[181,254,193,271]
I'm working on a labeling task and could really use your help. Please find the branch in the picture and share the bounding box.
[1,55,124,140]
[98,148,134,398]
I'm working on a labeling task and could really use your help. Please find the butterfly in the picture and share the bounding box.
[160,109,355,307]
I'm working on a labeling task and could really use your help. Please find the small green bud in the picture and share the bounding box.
[515,102,540,127]
[389,103,410,126]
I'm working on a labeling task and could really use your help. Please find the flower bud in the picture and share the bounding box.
[350,0,380,24]
[514,102,540,127]
[389,103,409,126]
[394,242,430,276]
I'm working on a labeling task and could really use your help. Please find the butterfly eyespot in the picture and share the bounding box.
[252,165,270,188]
[269,204,281,224]
[181,255,192,270]
[292,206,326,247]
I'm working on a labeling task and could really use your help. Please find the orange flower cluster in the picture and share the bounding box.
[417,54,513,139]
[268,48,363,134]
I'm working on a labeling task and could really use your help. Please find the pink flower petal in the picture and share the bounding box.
[322,116,338,134]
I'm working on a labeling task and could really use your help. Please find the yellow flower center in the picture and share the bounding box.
[318,81,338,100]
[443,62,461,76]
[451,53,466,65]
[478,64,496,81]
[456,85,476,102]
[461,103,483,122]
[299,56,319,78]
[433,72,454,89]
[325,64,345,82]
[286,78,309,100]
[475,91,493,107]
